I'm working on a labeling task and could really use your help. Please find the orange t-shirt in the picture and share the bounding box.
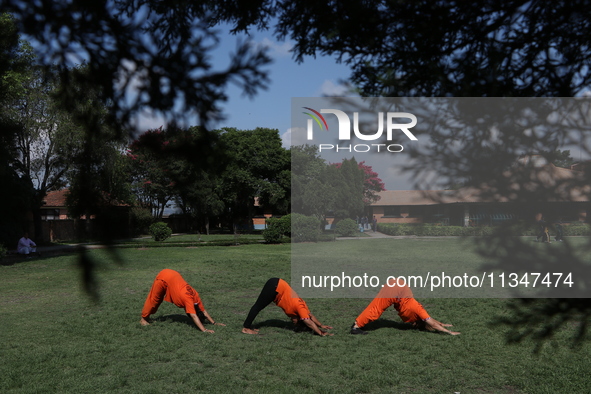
[376,278,430,323]
[274,279,311,320]
[157,269,205,315]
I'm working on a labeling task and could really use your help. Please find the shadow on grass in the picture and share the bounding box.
[362,319,415,332]
[155,314,195,327]
[252,318,293,330]
[0,253,59,266]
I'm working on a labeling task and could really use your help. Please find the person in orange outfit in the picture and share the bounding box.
[350,278,459,335]
[241,278,333,336]
[140,269,225,333]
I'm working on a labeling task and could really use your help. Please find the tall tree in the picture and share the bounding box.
[0,13,35,247]
[127,128,176,218]
[164,126,226,233]
[5,45,89,239]
[62,66,134,244]
[128,125,226,229]
[333,160,385,206]
[218,127,290,231]
[329,158,365,219]
[291,145,334,224]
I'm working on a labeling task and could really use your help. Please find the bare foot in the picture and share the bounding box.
[241,328,259,335]
[140,317,151,326]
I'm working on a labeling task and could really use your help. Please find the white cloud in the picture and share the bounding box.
[259,37,294,57]
[132,109,167,135]
[318,80,351,96]
[280,129,292,148]
[282,127,309,148]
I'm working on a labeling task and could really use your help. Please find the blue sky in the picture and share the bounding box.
[135,27,424,191]
[137,25,355,146]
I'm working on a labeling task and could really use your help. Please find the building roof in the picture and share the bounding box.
[372,156,590,206]
[42,189,69,207]
[42,189,131,208]
[372,188,483,206]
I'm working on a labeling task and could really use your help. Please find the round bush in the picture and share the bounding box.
[335,218,359,237]
[263,216,291,243]
[291,213,320,243]
[149,222,172,242]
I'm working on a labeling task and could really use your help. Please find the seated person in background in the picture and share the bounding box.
[17,232,38,256]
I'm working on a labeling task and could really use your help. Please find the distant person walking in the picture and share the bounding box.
[536,217,551,243]
[350,277,460,335]
[554,218,564,242]
[140,269,225,333]
[242,278,333,336]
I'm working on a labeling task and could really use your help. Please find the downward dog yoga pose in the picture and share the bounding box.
[140,269,225,333]
[350,277,460,335]
[242,278,333,336]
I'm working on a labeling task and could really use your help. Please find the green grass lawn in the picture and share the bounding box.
[1,239,590,393]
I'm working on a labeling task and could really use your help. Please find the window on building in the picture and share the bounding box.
[383,206,401,217]
[41,209,60,221]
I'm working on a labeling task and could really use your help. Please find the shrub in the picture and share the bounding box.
[291,213,320,243]
[131,207,154,235]
[149,222,172,242]
[335,218,359,237]
[378,223,496,236]
[376,222,591,237]
[562,223,591,236]
[318,233,337,242]
[0,244,6,260]
[263,215,291,243]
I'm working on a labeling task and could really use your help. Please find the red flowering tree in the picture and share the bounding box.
[332,160,385,207]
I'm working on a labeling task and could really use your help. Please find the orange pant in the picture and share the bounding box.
[355,297,394,328]
[396,298,429,323]
[141,278,168,318]
[355,297,428,328]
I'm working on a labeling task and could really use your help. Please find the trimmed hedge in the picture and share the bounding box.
[562,223,591,236]
[291,213,321,243]
[335,218,359,237]
[263,215,291,243]
[149,222,172,242]
[377,222,591,237]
